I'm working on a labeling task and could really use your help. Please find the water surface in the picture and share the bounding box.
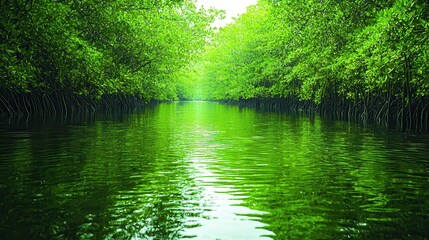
[1,101,429,239]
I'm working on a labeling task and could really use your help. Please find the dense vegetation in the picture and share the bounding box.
[2,0,429,130]
[1,0,217,115]
[196,0,429,131]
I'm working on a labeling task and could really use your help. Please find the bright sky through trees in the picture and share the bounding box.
[196,0,257,27]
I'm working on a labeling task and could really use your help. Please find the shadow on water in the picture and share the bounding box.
[1,101,429,239]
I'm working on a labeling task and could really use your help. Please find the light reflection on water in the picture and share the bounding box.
[0,101,429,239]
[183,138,273,239]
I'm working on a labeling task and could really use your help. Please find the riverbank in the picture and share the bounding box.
[221,97,429,132]
[0,90,163,117]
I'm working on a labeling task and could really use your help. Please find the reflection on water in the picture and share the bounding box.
[183,137,273,239]
[0,101,429,239]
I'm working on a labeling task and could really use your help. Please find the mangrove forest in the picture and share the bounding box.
[1,0,429,130]
[2,1,429,239]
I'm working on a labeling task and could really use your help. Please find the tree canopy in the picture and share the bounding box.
[197,0,429,130]
[1,0,429,129]
[1,0,218,110]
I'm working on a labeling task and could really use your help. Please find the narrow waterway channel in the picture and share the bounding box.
[1,101,428,239]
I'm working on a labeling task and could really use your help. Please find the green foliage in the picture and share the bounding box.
[0,0,218,100]
[199,2,276,100]
[197,0,429,129]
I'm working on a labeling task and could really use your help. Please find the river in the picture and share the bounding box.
[0,101,428,239]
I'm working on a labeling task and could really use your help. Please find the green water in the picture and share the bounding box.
[0,101,428,239]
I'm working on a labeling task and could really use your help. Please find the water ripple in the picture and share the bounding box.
[1,102,429,239]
